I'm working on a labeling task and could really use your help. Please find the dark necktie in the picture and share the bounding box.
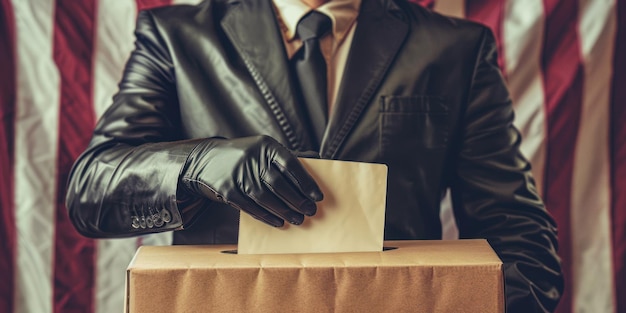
[292,11,332,146]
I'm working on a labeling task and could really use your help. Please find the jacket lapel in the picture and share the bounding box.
[221,0,315,150]
[322,0,409,158]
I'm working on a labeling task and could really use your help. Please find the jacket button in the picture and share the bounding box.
[146,215,154,228]
[131,216,140,229]
[161,209,172,223]
[153,213,164,227]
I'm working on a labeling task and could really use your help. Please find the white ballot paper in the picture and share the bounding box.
[238,158,388,254]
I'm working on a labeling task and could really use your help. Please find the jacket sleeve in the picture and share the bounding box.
[449,27,564,312]
[65,10,208,238]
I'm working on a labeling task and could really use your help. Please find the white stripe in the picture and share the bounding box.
[573,0,616,312]
[95,238,139,313]
[93,0,137,118]
[502,0,547,195]
[439,190,458,240]
[173,0,203,4]
[433,0,465,19]
[11,1,58,313]
[93,2,175,313]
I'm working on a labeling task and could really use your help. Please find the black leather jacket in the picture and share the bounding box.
[66,0,563,311]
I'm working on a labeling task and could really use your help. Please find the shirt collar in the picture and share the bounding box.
[272,0,361,43]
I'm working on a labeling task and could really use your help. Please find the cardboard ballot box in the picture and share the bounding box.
[125,240,504,313]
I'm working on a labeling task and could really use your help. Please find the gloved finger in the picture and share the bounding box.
[271,155,323,202]
[228,194,285,227]
[248,186,306,225]
[262,168,317,216]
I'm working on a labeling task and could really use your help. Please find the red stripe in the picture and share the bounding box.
[611,1,626,311]
[465,0,506,75]
[540,1,583,312]
[409,0,435,10]
[0,0,16,312]
[136,0,172,12]
[52,1,97,312]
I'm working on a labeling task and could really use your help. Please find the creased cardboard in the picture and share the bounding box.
[238,158,388,254]
[125,240,504,313]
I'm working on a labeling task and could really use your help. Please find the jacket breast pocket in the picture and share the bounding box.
[379,96,448,160]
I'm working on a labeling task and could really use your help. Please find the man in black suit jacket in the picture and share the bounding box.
[66,0,563,311]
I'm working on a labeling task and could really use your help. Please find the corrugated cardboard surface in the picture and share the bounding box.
[125,240,504,313]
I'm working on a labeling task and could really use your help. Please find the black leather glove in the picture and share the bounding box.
[291,150,320,159]
[181,135,323,227]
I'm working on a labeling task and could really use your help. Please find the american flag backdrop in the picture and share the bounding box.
[0,0,624,312]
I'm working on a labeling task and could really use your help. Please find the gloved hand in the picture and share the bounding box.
[181,135,324,227]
